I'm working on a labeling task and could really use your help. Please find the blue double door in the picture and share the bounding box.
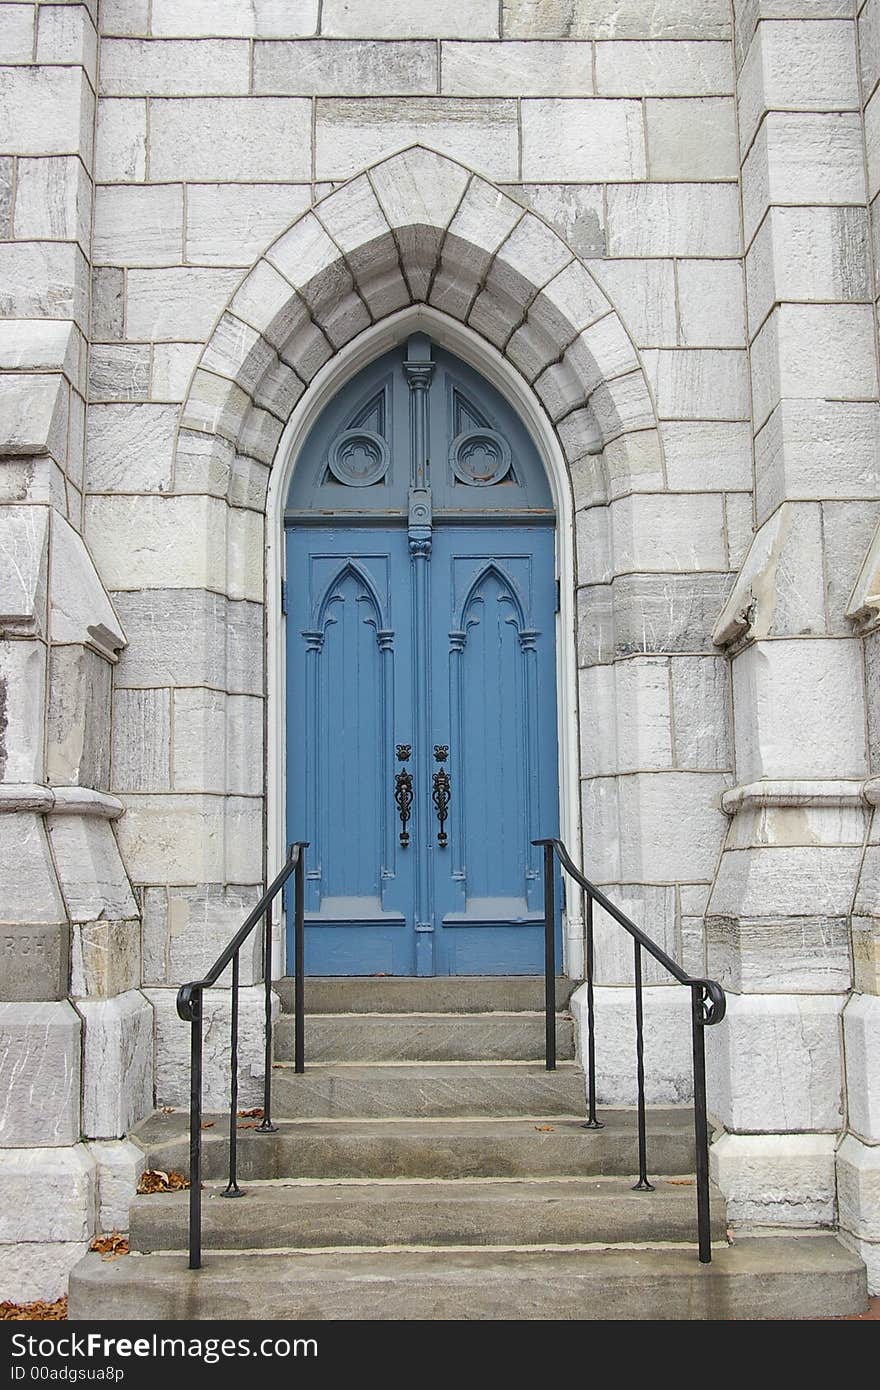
[286,522,560,976]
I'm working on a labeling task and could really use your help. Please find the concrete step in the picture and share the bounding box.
[131,1109,699,1182]
[270,1061,586,1118]
[276,1011,576,1063]
[276,975,579,1015]
[129,1177,727,1253]
[68,1237,868,1321]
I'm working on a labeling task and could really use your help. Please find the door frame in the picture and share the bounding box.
[266,306,584,977]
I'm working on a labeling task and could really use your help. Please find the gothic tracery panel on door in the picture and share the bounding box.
[285,337,560,976]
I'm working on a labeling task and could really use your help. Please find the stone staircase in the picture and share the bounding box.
[69,977,867,1320]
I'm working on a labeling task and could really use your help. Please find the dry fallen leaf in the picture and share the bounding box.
[161,1106,175,1114]
[201,1121,215,1129]
[137,1168,190,1194]
[237,1121,259,1130]
[90,1232,129,1261]
[237,1107,263,1118]
[534,1124,555,1132]
[667,1178,695,1186]
[0,1297,67,1321]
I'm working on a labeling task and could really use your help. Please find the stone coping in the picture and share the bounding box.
[722,779,876,815]
[0,785,125,819]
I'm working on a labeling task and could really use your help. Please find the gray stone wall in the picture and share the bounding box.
[0,0,878,1297]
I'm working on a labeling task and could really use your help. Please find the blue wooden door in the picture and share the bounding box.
[285,338,560,975]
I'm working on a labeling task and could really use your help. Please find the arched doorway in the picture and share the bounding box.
[284,333,560,976]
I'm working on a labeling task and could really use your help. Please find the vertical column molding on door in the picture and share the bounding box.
[403,334,436,976]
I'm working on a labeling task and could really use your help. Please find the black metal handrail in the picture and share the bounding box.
[176,841,308,1270]
[533,837,726,1263]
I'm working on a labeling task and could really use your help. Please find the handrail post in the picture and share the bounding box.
[583,890,603,1129]
[691,983,713,1263]
[543,841,556,1071]
[222,950,242,1199]
[187,988,203,1270]
[294,843,305,1074]
[257,900,278,1134]
[632,940,654,1193]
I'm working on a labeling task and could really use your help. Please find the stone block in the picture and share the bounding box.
[580,772,621,881]
[322,0,497,37]
[0,921,69,1005]
[0,1001,81,1146]
[843,994,880,1143]
[266,212,368,343]
[0,813,66,931]
[824,500,880,631]
[37,3,97,73]
[89,344,150,402]
[225,599,264,697]
[47,644,111,789]
[255,38,435,94]
[151,343,202,402]
[837,1134,880,1242]
[146,984,278,1110]
[79,990,154,1139]
[521,98,645,181]
[646,97,738,180]
[111,589,224,689]
[48,513,125,662]
[71,918,140,1000]
[149,97,312,181]
[609,492,727,573]
[707,992,844,1132]
[586,258,677,349]
[94,98,147,182]
[151,0,319,36]
[610,656,673,772]
[0,5,35,63]
[611,571,735,656]
[13,154,91,249]
[88,1139,145,1234]
[0,241,89,329]
[101,37,250,95]
[648,348,749,421]
[853,894,880,983]
[570,983,694,1106]
[470,214,573,345]
[591,883,678,987]
[171,688,226,793]
[47,814,137,924]
[0,1240,90,1303]
[746,207,870,340]
[126,267,243,342]
[314,98,518,182]
[725,492,754,568]
[595,39,733,95]
[751,306,877,427]
[441,39,591,95]
[606,183,741,258]
[113,793,225,885]
[0,64,92,158]
[0,638,45,783]
[0,374,69,465]
[93,184,184,268]
[755,402,880,526]
[710,846,863,919]
[0,1145,97,1245]
[91,266,123,340]
[86,402,176,494]
[101,0,149,36]
[862,0,880,99]
[677,260,746,348]
[710,1133,837,1227]
[731,639,867,780]
[85,493,227,592]
[738,19,859,151]
[502,0,730,39]
[503,183,605,258]
[186,182,311,267]
[741,113,866,245]
[165,884,264,988]
[225,797,263,885]
[706,915,852,993]
[616,772,730,882]
[670,655,732,770]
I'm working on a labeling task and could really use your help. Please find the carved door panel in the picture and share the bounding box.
[429,527,560,975]
[285,528,416,975]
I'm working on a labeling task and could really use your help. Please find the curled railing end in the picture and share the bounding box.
[692,978,726,1026]
[176,981,201,1023]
